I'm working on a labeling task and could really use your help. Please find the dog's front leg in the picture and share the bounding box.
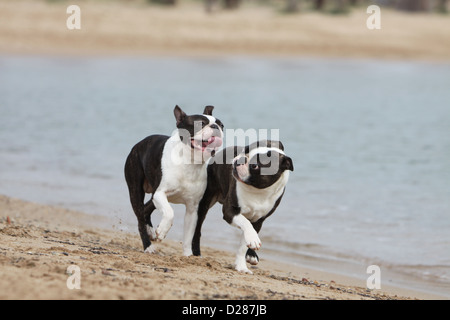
[153,191,174,241]
[182,203,198,256]
[231,214,261,274]
[231,214,261,250]
[235,234,253,274]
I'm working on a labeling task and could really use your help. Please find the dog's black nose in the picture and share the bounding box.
[210,124,219,130]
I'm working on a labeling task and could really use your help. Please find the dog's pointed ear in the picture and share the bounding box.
[203,105,214,116]
[174,105,186,127]
[264,140,284,151]
[281,156,294,172]
[274,140,285,151]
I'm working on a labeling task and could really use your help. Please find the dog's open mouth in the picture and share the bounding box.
[232,166,247,184]
[191,136,222,152]
[232,157,249,184]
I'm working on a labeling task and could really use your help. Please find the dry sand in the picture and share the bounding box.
[0,195,443,300]
[0,0,449,60]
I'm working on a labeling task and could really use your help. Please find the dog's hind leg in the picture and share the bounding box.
[192,188,216,257]
[128,188,154,252]
[125,153,156,253]
[131,191,156,252]
[245,249,259,266]
[191,203,208,257]
[143,199,157,241]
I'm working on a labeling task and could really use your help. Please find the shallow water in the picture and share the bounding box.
[1,55,449,296]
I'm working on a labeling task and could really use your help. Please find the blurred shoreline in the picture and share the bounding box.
[1,0,450,61]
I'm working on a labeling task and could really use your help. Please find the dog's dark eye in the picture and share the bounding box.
[267,151,271,157]
[250,164,259,170]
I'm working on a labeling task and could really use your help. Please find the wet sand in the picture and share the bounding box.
[0,195,445,300]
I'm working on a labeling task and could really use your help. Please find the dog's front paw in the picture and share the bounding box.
[144,244,158,254]
[155,220,172,241]
[244,230,261,250]
[235,264,253,275]
[183,247,193,257]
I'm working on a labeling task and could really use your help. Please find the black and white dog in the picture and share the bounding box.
[124,105,224,256]
[192,140,293,274]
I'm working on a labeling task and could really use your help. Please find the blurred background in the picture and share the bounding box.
[1,0,450,59]
[1,0,449,297]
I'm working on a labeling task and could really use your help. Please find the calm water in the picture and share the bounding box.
[1,55,449,296]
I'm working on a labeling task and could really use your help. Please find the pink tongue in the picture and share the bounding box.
[201,136,215,148]
[201,136,222,149]
[209,136,222,148]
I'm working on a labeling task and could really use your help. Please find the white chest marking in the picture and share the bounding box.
[159,133,208,205]
[236,171,289,222]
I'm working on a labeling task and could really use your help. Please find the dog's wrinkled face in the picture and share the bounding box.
[174,105,224,155]
[233,142,294,189]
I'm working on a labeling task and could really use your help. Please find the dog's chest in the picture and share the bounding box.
[235,171,289,222]
[236,186,284,223]
[160,139,208,204]
[167,166,207,203]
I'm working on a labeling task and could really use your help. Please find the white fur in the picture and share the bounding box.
[144,244,157,254]
[235,235,254,274]
[203,115,216,124]
[231,214,261,274]
[231,214,262,249]
[154,133,207,241]
[152,124,223,257]
[247,147,285,161]
[236,171,289,223]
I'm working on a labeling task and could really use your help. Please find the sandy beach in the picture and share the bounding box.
[0,0,449,60]
[0,195,445,300]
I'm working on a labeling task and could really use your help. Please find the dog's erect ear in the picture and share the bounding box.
[281,156,294,172]
[174,105,186,127]
[203,105,214,116]
[274,140,285,151]
[264,140,284,151]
